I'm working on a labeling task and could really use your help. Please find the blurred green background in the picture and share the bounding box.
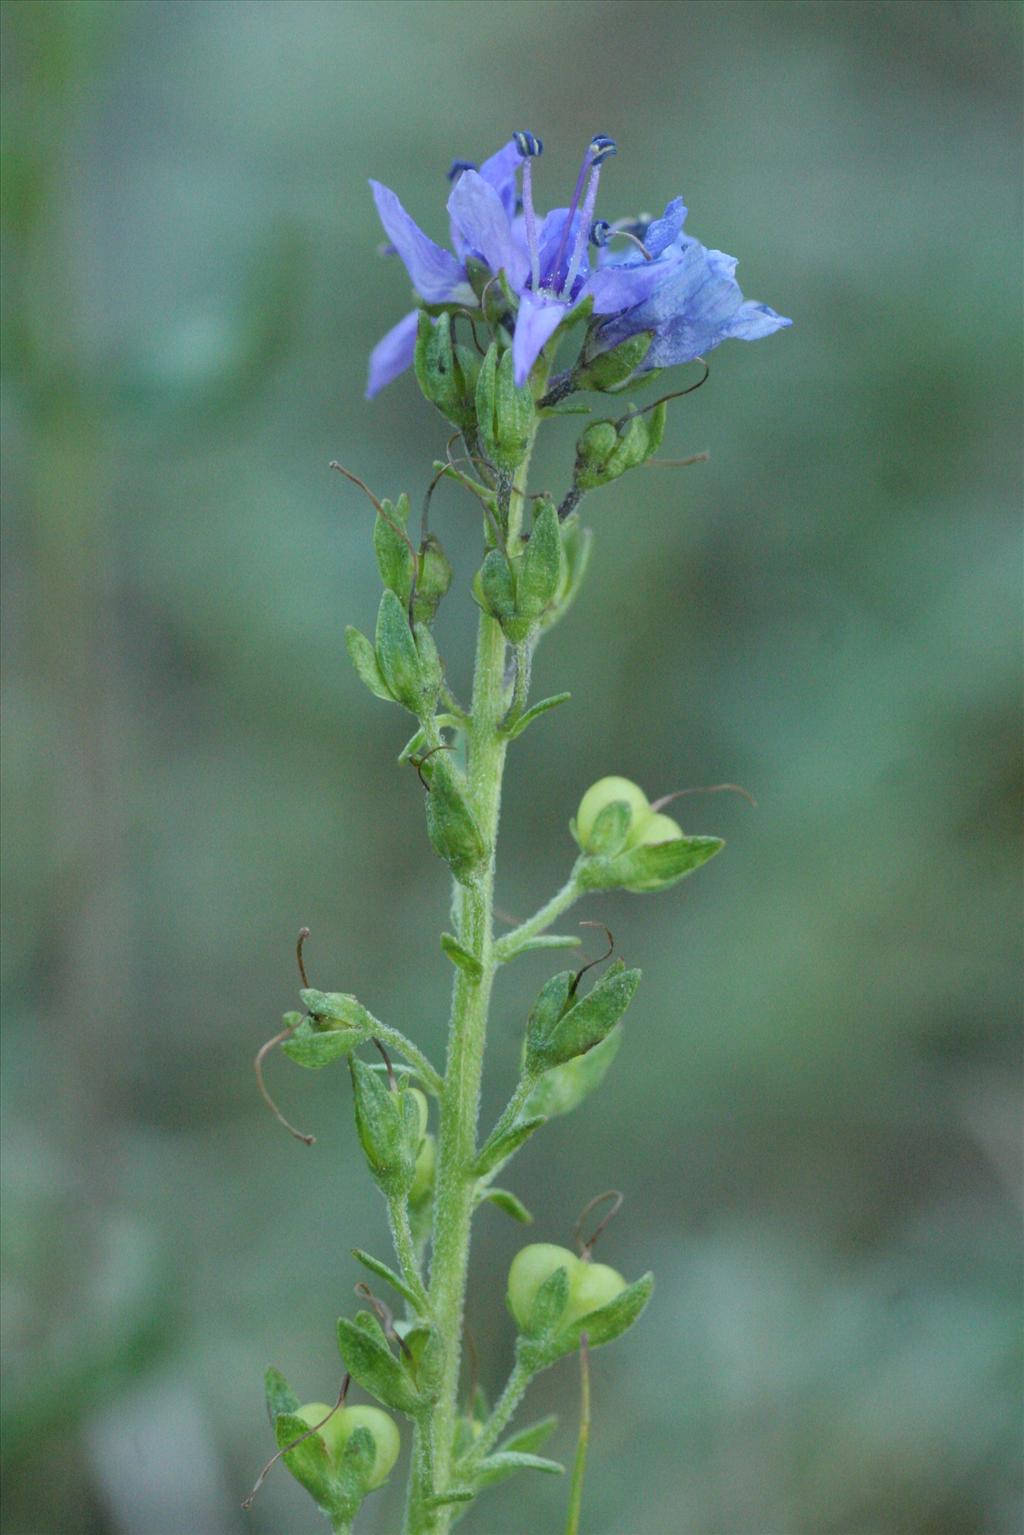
[2,2,1021,1532]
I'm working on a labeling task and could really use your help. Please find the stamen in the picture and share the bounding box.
[561,138,616,298]
[589,220,652,260]
[549,134,611,284]
[447,159,477,181]
[514,130,544,291]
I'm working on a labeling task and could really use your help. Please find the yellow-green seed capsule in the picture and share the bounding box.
[625,810,684,849]
[575,776,651,851]
[507,1243,628,1331]
[294,1403,400,1491]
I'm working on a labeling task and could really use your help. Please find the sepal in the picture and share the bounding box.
[523,1025,623,1119]
[525,960,640,1072]
[349,1058,423,1197]
[413,311,480,431]
[374,589,442,716]
[337,1316,426,1416]
[346,625,394,703]
[574,329,654,392]
[578,834,725,893]
[424,754,488,885]
[476,344,535,471]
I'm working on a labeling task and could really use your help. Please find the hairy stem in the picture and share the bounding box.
[402,452,533,1534]
[459,1356,533,1468]
[494,866,584,963]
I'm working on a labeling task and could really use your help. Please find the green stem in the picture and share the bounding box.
[459,1356,533,1468]
[402,451,533,1535]
[494,866,584,963]
[374,1025,444,1097]
[564,1338,591,1535]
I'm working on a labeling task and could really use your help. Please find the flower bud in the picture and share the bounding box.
[293,1403,400,1492]
[573,776,651,855]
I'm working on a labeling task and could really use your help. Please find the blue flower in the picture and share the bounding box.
[586,201,791,370]
[366,136,790,399]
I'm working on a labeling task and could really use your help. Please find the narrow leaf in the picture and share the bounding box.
[503,692,572,741]
[476,1451,565,1487]
[352,1248,423,1312]
[440,932,483,981]
[477,1187,533,1224]
[472,1115,546,1177]
[426,1489,475,1508]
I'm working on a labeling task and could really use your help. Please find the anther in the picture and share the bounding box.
[590,220,611,248]
[513,130,543,158]
[447,158,477,181]
[588,134,617,166]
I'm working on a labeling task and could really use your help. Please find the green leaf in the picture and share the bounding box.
[336,1425,378,1504]
[477,1187,533,1224]
[351,1248,423,1312]
[472,1115,546,1177]
[345,625,394,703]
[337,1317,423,1415]
[264,1366,299,1426]
[503,691,572,741]
[426,1489,475,1508]
[584,798,633,856]
[524,1025,622,1119]
[504,932,582,955]
[281,1018,361,1068]
[475,1450,565,1488]
[440,932,483,982]
[477,548,517,625]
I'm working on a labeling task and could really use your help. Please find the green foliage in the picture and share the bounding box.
[476,344,535,471]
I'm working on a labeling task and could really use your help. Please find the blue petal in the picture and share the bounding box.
[478,138,523,221]
[643,198,687,257]
[447,171,528,291]
[512,291,566,386]
[370,180,473,305]
[724,300,792,340]
[366,309,420,398]
[584,247,683,315]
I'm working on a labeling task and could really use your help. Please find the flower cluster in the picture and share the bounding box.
[367,131,790,398]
